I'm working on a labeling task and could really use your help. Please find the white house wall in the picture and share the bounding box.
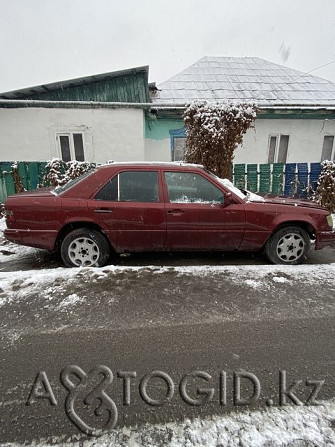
[0,107,145,163]
[235,118,335,164]
[2,108,335,164]
[145,138,172,162]
[144,118,335,164]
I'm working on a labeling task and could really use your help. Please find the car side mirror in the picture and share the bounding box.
[224,192,233,205]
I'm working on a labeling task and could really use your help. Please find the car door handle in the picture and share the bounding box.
[167,209,184,215]
[94,208,113,213]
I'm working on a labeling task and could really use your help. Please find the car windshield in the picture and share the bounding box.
[206,170,264,202]
[53,169,96,195]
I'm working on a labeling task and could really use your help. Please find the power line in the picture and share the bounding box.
[306,60,335,75]
[293,60,335,81]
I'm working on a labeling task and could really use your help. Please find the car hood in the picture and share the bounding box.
[255,194,324,209]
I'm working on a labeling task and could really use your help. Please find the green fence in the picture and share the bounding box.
[233,162,321,198]
[0,161,322,203]
[0,162,49,203]
[234,162,286,195]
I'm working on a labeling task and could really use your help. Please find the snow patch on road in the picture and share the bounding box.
[0,267,82,307]
[244,279,265,288]
[57,293,83,310]
[0,263,334,309]
[271,276,291,283]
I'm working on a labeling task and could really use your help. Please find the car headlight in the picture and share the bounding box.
[326,214,333,229]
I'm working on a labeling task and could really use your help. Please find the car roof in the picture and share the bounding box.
[97,162,205,170]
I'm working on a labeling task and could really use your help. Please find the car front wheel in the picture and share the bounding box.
[265,226,310,265]
[61,228,110,267]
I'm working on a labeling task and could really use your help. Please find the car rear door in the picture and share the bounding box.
[163,170,245,250]
[88,169,166,252]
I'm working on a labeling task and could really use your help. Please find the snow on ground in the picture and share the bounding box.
[0,250,335,310]
[1,399,335,447]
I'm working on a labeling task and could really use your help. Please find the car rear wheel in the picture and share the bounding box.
[61,228,110,267]
[265,226,310,265]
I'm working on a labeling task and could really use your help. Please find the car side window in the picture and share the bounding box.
[95,171,159,202]
[95,175,118,201]
[164,172,224,204]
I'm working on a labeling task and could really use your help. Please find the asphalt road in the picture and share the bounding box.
[0,249,335,444]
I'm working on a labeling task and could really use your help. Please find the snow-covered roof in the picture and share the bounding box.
[152,57,335,107]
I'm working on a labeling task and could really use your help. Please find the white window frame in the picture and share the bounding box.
[267,134,290,164]
[170,128,186,161]
[321,135,335,161]
[172,137,187,161]
[56,132,85,162]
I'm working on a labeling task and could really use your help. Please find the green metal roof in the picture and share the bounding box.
[0,66,150,103]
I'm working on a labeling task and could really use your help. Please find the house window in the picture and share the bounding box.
[321,136,335,161]
[173,137,186,161]
[267,135,289,164]
[57,133,85,162]
[170,128,186,161]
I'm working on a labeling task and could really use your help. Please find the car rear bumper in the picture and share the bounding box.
[315,230,335,250]
[4,229,57,250]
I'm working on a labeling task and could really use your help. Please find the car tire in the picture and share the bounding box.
[265,226,310,265]
[61,228,110,267]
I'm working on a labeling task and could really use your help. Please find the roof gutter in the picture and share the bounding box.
[0,99,335,111]
[0,99,185,110]
[150,103,335,111]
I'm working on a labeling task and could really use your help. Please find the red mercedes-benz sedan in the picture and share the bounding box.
[4,163,335,267]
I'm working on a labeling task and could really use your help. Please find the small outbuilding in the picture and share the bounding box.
[0,66,151,164]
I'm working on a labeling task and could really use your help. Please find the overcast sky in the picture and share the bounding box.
[1,0,335,93]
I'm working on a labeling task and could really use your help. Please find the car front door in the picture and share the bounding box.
[163,170,245,250]
[88,170,166,252]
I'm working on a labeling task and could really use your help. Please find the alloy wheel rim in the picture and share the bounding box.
[276,233,305,262]
[68,237,100,266]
